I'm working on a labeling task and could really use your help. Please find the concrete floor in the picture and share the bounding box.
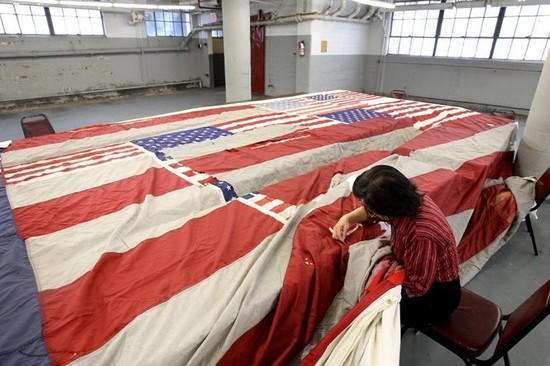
[1,88,549,365]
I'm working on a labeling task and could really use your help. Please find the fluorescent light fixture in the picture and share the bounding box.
[352,0,396,9]
[6,0,195,10]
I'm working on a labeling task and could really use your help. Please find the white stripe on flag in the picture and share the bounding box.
[69,228,291,366]
[28,186,223,291]
[6,152,157,209]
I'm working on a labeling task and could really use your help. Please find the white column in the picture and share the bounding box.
[222,0,251,103]
[516,51,550,178]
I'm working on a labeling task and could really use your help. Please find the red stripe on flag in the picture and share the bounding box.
[393,114,511,156]
[13,167,191,238]
[219,197,370,365]
[3,144,135,178]
[7,104,255,151]
[179,118,414,176]
[260,150,391,205]
[457,183,517,262]
[6,150,143,184]
[39,201,283,365]
[411,152,513,217]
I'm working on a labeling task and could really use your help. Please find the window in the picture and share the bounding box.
[389,4,439,56]
[0,3,49,35]
[493,5,550,61]
[50,7,104,35]
[389,2,550,61]
[212,29,223,38]
[0,3,104,36]
[145,11,191,37]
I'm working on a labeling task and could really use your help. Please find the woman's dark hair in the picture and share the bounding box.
[352,165,422,217]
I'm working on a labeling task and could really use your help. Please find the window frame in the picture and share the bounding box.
[0,3,104,36]
[389,1,550,61]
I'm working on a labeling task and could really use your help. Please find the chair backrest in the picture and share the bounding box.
[391,90,407,99]
[490,108,516,120]
[20,113,55,138]
[494,280,550,358]
[533,167,550,210]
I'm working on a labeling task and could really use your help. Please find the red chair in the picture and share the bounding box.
[390,90,407,99]
[525,167,550,255]
[20,113,55,138]
[402,280,550,365]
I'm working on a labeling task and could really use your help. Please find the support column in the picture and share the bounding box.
[222,0,251,103]
[516,51,550,178]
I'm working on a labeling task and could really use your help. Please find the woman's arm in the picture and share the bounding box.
[332,206,368,241]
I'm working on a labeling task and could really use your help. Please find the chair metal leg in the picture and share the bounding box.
[525,214,539,256]
[503,352,511,366]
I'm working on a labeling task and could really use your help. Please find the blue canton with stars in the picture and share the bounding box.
[318,108,393,124]
[210,180,238,202]
[131,127,233,161]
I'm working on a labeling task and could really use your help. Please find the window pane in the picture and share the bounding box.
[402,19,414,36]
[435,38,450,57]
[509,38,529,59]
[421,38,435,56]
[399,37,412,54]
[388,37,400,54]
[440,19,453,37]
[525,39,547,60]
[448,38,464,57]
[0,3,15,13]
[493,38,512,59]
[452,19,467,37]
[49,7,63,16]
[79,17,92,34]
[19,14,35,33]
[532,16,550,37]
[91,17,103,35]
[391,20,402,36]
[426,19,437,35]
[485,6,500,17]
[456,8,470,18]
[146,20,156,36]
[408,38,421,55]
[1,14,20,33]
[515,17,535,37]
[500,17,518,37]
[403,10,415,20]
[480,17,497,37]
[539,5,550,16]
[470,7,485,17]
[412,18,426,36]
[462,38,478,57]
[475,38,492,58]
[65,17,79,35]
[466,18,482,37]
[14,4,31,15]
[520,5,538,16]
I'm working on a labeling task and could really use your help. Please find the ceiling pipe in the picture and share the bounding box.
[348,2,363,18]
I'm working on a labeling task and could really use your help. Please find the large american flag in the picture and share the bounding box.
[0,90,531,365]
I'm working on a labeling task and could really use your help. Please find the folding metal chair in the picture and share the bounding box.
[525,167,550,255]
[20,113,55,138]
[402,280,550,365]
[390,90,407,99]
[490,108,516,120]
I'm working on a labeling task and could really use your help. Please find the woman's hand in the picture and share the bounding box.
[332,214,352,242]
[332,206,368,242]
